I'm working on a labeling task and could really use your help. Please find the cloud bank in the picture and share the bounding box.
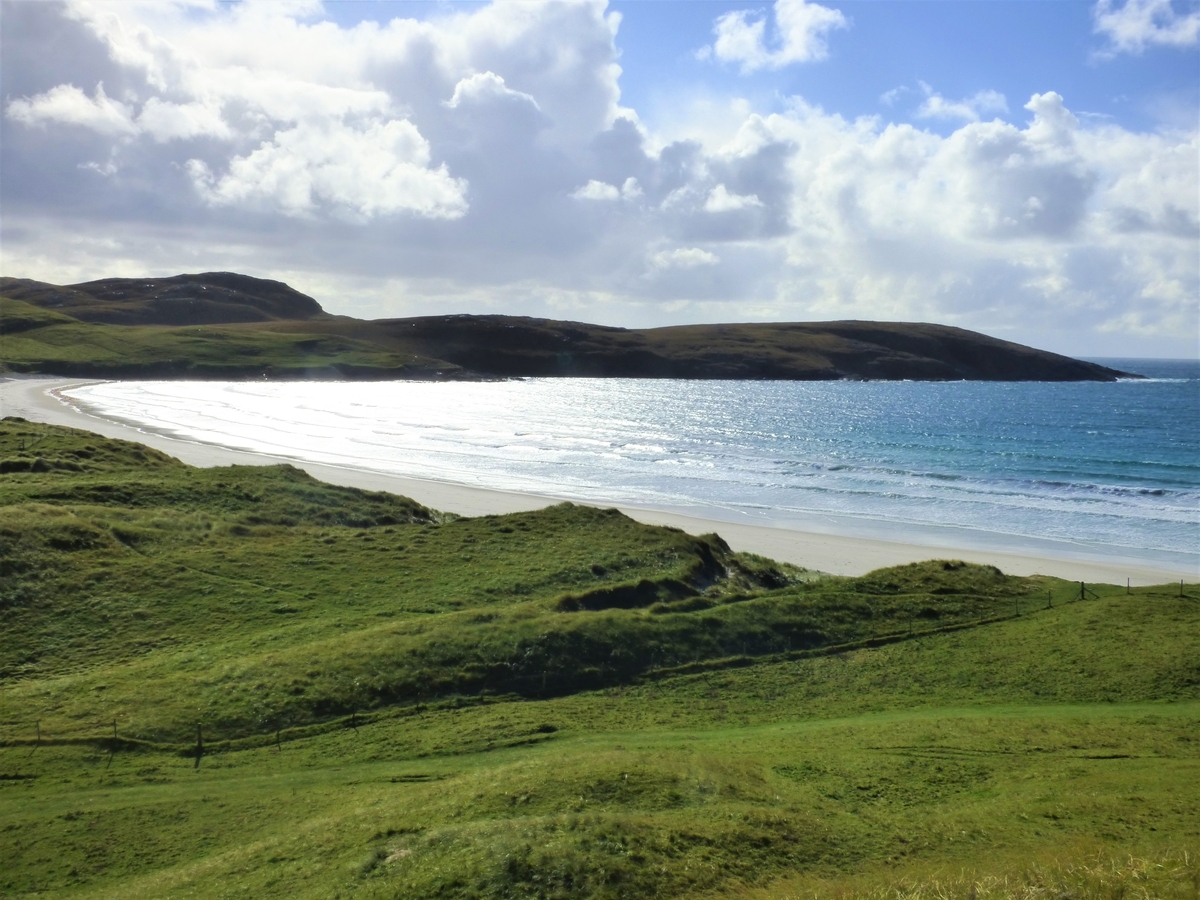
[1,0,1196,356]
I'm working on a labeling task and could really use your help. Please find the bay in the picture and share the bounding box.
[65,359,1199,572]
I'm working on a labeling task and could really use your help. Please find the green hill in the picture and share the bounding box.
[0,295,450,380]
[1,272,324,325]
[1,273,1135,381]
[0,418,1195,899]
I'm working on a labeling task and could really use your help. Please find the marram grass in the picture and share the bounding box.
[0,417,1196,899]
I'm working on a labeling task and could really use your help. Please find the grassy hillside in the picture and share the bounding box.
[1,272,324,325]
[2,273,1133,381]
[361,314,1133,381]
[0,296,455,379]
[1,418,1195,899]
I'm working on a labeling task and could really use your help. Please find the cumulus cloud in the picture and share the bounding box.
[753,90,1196,343]
[573,179,621,200]
[138,97,230,142]
[704,184,764,212]
[7,82,136,136]
[3,0,626,218]
[651,247,720,268]
[573,177,642,200]
[1093,0,1200,55]
[620,177,644,200]
[1,1,1196,356]
[187,119,468,219]
[702,0,848,73]
[10,84,234,144]
[916,84,1009,123]
[445,72,539,110]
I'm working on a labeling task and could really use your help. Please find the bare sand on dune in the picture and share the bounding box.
[2,376,1192,585]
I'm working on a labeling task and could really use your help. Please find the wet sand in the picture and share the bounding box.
[2,376,1192,585]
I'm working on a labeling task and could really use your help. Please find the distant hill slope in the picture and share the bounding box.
[1,272,1135,381]
[366,314,1132,381]
[1,272,325,325]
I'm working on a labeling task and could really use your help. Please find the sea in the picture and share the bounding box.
[63,359,1199,574]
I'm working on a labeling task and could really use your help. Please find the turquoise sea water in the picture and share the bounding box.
[65,359,1199,573]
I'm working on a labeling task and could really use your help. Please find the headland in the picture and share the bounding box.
[2,272,1135,382]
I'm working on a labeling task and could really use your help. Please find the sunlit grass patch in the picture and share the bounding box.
[730,848,1199,900]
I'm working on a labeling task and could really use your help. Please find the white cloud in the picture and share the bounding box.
[6,0,625,219]
[188,119,468,219]
[916,84,1009,123]
[879,86,909,107]
[705,184,764,212]
[705,0,848,73]
[745,90,1197,346]
[80,159,118,177]
[1093,0,1200,55]
[620,177,644,200]
[573,179,621,200]
[7,83,136,136]
[9,85,232,144]
[651,247,720,269]
[773,0,848,62]
[137,97,230,142]
[573,178,643,201]
[445,72,539,110]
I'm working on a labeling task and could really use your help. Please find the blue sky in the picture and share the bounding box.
[318,0,1199,134]
[618,1,1195,129]
[2,0,1197,356]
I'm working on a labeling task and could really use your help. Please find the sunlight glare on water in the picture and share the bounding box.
[66,361,1199,570]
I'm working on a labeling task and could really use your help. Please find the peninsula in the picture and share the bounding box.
[2,272,1132,381]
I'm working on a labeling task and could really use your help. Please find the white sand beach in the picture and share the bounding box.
[2,376,1193,585]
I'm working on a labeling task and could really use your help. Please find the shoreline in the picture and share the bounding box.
[2,375,1194,585]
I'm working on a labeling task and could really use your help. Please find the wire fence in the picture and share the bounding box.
[2,580,1194,767]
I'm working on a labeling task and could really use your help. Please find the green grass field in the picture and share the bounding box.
[1,417,1196,899]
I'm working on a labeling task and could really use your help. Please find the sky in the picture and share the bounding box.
[1,0,1197,357]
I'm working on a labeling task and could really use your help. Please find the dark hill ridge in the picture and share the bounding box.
[369,314,1129,381]
[1,272,1135,381]
[1,272,324,326]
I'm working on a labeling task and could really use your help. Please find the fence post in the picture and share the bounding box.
[194,724,203,769]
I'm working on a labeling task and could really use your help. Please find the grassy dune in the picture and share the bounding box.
[1,418,1196,899]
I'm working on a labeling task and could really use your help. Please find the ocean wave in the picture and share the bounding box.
[1116,377,1193,384]
[65,377,1200,557]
